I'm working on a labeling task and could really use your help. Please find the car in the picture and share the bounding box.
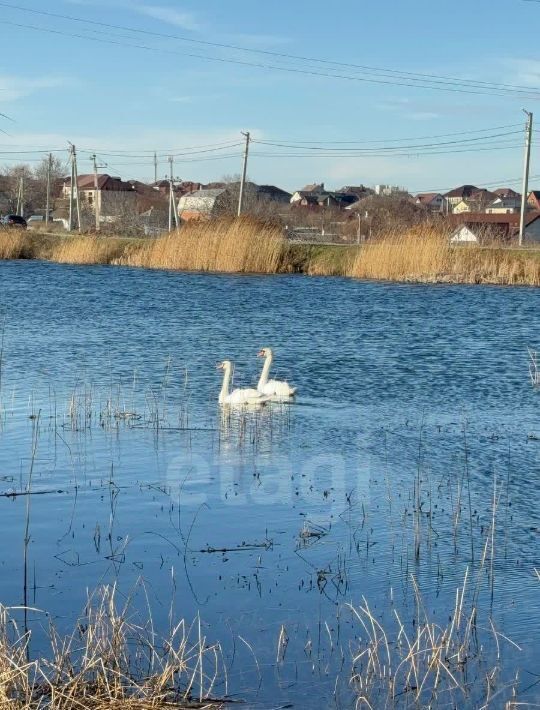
[1,214,27,229]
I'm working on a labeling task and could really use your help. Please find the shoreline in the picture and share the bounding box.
[2,220,540,286]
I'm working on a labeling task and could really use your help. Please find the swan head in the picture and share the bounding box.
[257,347,273,358]
[216,360,232,371]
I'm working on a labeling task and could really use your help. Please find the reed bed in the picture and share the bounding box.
[48,236,129,266]
[348,570,521,708]
[0,585,225,709]
[118,217,284,274]
[4,219,540,284]
[0,230,33,260]
[347,226,540,285]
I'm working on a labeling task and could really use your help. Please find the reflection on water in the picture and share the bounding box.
[1,261,540,707]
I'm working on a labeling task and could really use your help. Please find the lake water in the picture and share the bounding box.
[0,260,539,707]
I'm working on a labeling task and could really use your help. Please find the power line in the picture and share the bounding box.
[260,124,523,145]
[253,130,523,153]
[411,173,540,194]
[250,144,523,158]
[0,1,538,97]
[2,17,540,99]
[77,142,244,159]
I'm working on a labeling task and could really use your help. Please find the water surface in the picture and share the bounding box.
[0,260,539,707]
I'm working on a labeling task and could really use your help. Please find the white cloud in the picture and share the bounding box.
[0,75,71,102]
[502,58,540,87]
[134,4,200,31]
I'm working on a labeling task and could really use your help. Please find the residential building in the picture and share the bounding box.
[485,196,521,214]
[448,211,540,243]
[414,192,446,212]
[338,185,373,200]
[444,185,479,209]
[493,187,520,200]
[62,174,136,220]
[527,191,540,210]
[374,184,404,196]
[452,199,476,214]
[178,187,227,220]
[178,182,291,220]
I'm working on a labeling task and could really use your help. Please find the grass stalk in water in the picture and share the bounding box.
[0,584,226,708]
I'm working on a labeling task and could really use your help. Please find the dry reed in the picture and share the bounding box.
[48,236,129,266]
[348,226,540,285]
[0,230,33,260]
[4,220,540,285]
[0,585,225,709]
[348,570,520,708]
[118,217,284,274]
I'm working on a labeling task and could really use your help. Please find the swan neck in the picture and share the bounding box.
[258,353,273,388]
[220,364,232,401]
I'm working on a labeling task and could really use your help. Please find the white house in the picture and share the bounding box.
[450,225,479,243]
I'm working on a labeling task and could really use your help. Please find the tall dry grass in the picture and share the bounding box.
[48,236,129,265]
[347,226,540,285]
[0,230,33,260]
[119,217,284,274]
[0,585,225,708]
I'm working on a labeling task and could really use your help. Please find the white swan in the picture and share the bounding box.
[217,360,269,405]
[257,347,297,397]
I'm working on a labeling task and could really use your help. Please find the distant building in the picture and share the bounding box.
[178,188,227,220]
[493,187,521,200]
[415,192,446,212]
[448,211,540,243]
[444,185,479,209]
[178,182,291,220]
[485,196,521,214]
[527,191,540,210]
[290,188,357,209]
[62,174,136,219]
[374,184,404,196]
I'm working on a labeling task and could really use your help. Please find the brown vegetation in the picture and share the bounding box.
[48,235,129,265]
[2,219,540,285]
[0,229,33,259]
[0,586,224,709]
[347,226,540,285]
[118,216,284,274]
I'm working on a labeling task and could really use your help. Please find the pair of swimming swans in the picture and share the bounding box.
[217,347,297,405]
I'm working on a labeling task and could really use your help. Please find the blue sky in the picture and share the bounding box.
[1,0,539,192]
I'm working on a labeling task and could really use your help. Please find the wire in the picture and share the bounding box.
[411,174,540,194]
[0,1,538,97]
[250,144,523,158]
[259,124,524,145]
[2,17,539,99]
[77,142,244,159]
[252,130,523,153]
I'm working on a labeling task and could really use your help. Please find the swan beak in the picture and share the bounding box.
[257,350,265,357]
[216,362,224,370]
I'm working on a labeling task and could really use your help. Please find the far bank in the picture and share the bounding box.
[2,217,540,286]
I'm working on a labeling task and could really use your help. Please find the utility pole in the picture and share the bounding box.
[519,110,533,247]
[16,176,23,216]
[154,151,158,184]
[237,131,250,217]
[168,156,179,231]
[91,153,106,231]
[69,143,82,233]
[45,153,52,225]
[68,144,75,232]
